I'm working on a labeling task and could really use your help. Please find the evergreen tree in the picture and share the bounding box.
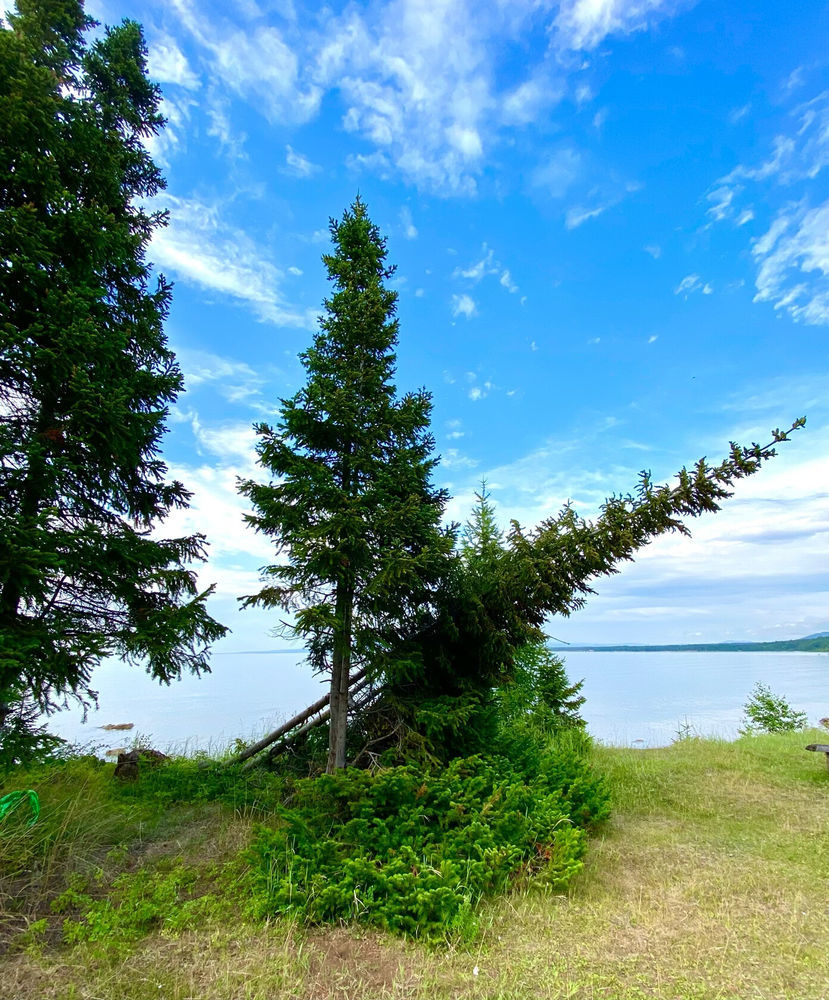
[239,198,454,772]
[384,420,804,758]
[0,1,227,721]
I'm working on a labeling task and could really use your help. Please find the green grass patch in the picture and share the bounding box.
[3,729,828,999]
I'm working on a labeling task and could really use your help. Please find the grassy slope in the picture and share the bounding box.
[2,732,828,1000]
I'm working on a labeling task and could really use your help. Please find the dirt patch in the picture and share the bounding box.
[304,926,416,996]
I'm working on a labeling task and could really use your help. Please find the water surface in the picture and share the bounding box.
[47,649,828,754]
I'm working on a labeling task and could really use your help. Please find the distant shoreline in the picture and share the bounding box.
[561,636,829,653]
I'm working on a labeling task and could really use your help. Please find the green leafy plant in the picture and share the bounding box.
[248,743,609,941]
[739,682,807,735]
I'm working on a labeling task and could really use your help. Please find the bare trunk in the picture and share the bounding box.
[230,667,367,766]
[326,578,353,772]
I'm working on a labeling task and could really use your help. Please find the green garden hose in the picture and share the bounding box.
[0,789,40,827]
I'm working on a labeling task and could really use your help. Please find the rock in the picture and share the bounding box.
[113,748,170,781]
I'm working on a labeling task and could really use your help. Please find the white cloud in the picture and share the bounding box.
[399,206,418,239]
[455,245,498,282]
[501,74,564,125]
[644,244,661,258]
[452,294,477,319]
[206,92,247,159]
[575,82,593,105]
[170,0,321,123]
[752,199,829,325]
[675,273,712,296]
[441,448,479,468]
[148,35,200,90]
[533,148,582,198]
[150,195,313,329]
[316,0,546,194]
[455,244,519,295]
[164,459,269,565]
[729,103,751,124]
[284,145,319,177]
[706,184,737,222]
[554,0,683,51]
[175,347,269,405]
[565,203,607,228]
[288,266,303,276]
[192,418,259,466]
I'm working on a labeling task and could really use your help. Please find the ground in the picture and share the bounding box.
[1,731,827,999]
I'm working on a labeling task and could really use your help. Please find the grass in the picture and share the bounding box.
[2,730,828,999]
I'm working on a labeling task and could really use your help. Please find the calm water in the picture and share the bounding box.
[47,649,828,755]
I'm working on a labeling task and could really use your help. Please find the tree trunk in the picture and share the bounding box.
[327,578,353,772]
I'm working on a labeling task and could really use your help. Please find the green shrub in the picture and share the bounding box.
[59,860,233,943]
[739,682,807,735]
[248,742,609,941]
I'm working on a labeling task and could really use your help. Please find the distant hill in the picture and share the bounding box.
[568,634,829,653]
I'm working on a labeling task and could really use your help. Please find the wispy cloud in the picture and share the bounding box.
[675,274,713,296]
[175,347,270,406]
[284,145,319,177]
[705,90,829,324]
[752,200,829,324]
[150,195,314,328]
[554,0,684,52]
[148,35,200,90]
[455,245,499,282]
[451,293,477,319]
[169,0,321,123]
[566,180,643,229]
[455,244,519,294]
[532,148,582,198]
[399,206,418,239]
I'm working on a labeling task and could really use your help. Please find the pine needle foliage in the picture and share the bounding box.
[239,197,454,771]
[0,0,227,720]
[385,420,805,759]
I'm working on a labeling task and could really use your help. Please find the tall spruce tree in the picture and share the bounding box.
[239,197,454,772]
[0,0,227,721]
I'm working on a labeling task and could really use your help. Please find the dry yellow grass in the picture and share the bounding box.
[3,731,828,1000]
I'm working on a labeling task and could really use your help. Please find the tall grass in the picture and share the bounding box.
[2,729,828,999]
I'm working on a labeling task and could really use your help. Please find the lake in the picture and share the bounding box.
[46,649,828,755]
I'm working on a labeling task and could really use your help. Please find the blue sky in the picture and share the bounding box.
[89,0,829,645]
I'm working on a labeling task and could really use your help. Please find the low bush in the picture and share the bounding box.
[248,739,609,941]
[739,682,807,735]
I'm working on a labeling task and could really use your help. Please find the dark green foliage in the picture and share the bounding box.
[385,422,804,758]
[240,197,454,770]
[739,682,807,735]
[0,684,67,770]
[0,1,226,716]
[248,743,609,941]
[498,642,586,734]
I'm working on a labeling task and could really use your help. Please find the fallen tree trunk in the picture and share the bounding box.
[257,678,379,769]
[229,667,368,766]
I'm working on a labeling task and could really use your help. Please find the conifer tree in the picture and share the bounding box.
[239,198,454,772]
[0,0,227,721]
